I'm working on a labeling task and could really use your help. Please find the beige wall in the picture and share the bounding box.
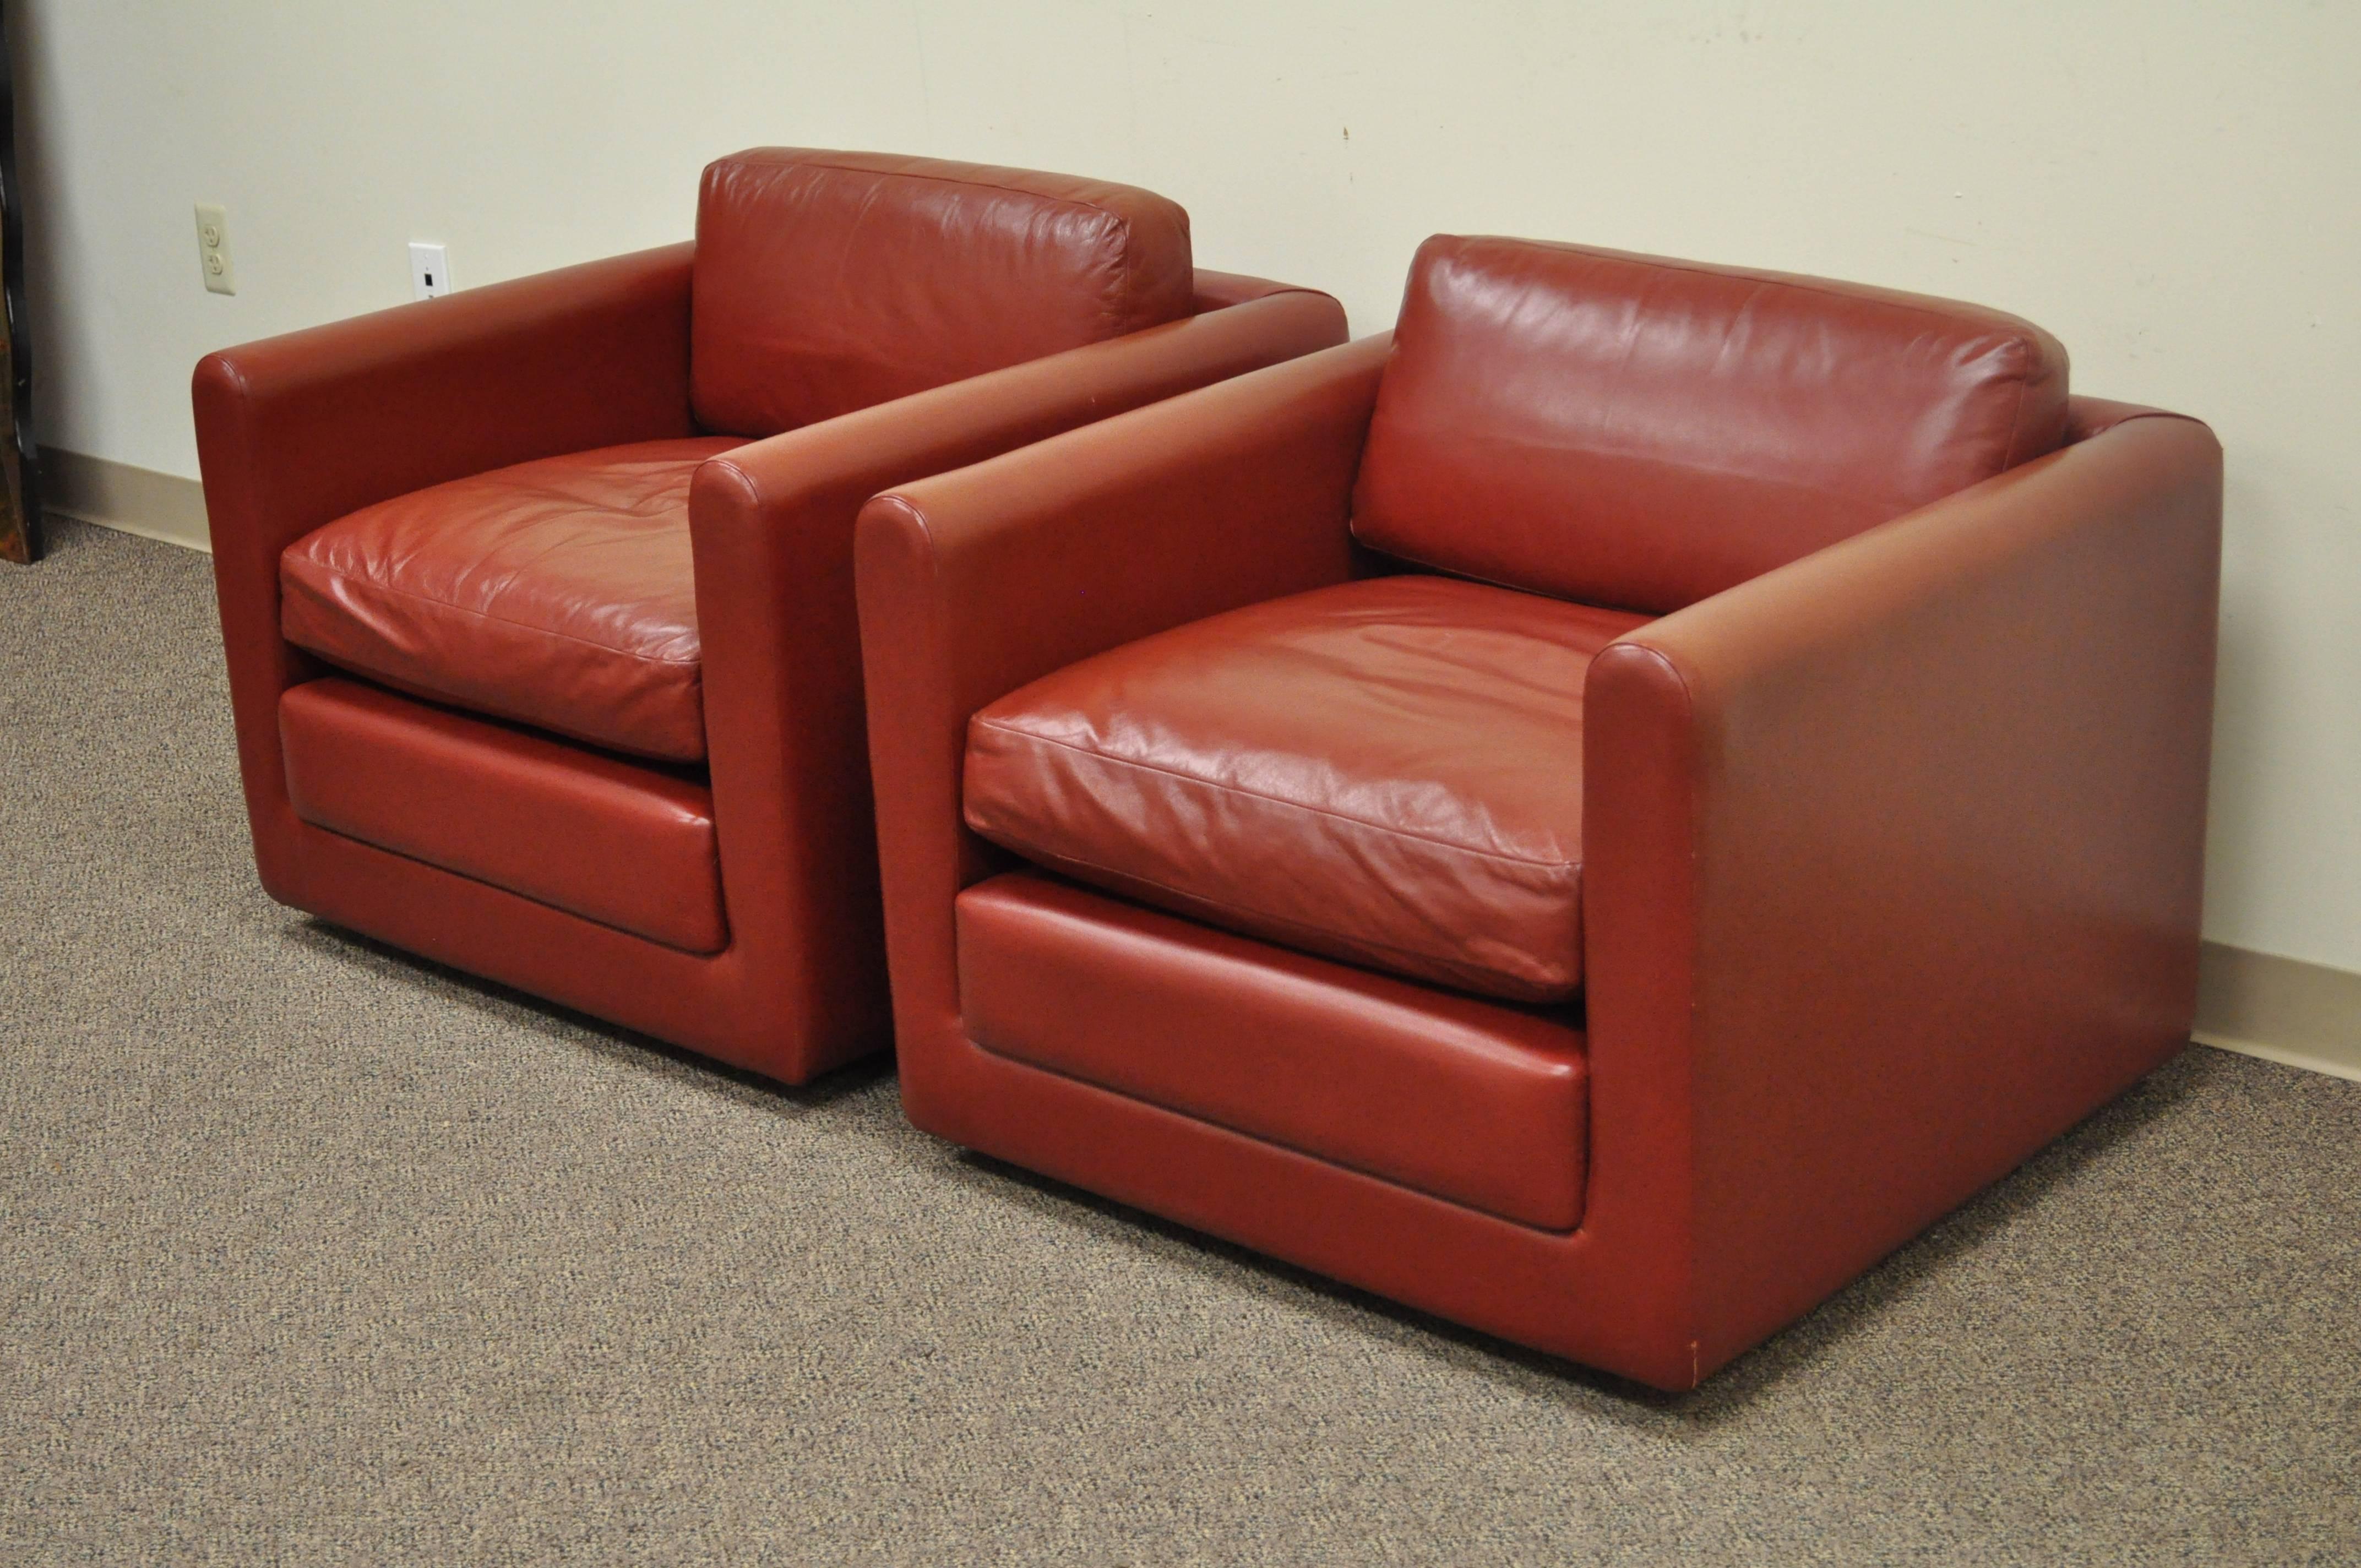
[14,2,2359,974]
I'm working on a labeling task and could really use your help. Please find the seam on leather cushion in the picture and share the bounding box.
[710,154,1187,336]
[965,729,1583,1000]
[765,155,1151,227]
[1338,538,1668,621]
[968,719,1578,870]
[282,563,703,665]
[972,835,1581,1004]
[1494,236,2053,337]
[795,161,1140,327]
[759,160,1177,334]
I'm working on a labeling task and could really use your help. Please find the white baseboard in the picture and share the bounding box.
[2193,940,2361,1084]
[25,449,2361,1088]
[41,445,210,553]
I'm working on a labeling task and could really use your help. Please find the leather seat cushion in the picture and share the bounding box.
[963,574,1652,1003]
[1352,235,2070,614]
[280,436,741,763]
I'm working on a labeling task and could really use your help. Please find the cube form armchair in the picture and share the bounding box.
[856,235,2222,1389]
[194,149,1346,1084]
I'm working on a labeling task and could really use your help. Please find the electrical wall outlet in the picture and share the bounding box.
[409,242,452,300]
[194,203,235,295]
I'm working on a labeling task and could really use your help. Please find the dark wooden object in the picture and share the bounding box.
[0,0,41,565]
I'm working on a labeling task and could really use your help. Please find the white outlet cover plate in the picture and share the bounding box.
[409,242,451,300]
[194,202,235,295]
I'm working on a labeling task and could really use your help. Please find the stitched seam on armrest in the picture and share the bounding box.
[2088,409,2208,431]
[1198,283,1325,303]
[1998,335,2038,470]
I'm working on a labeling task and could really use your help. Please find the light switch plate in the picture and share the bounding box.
[194,202,235,295]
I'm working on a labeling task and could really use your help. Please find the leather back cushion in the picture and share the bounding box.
[690,148,1194,437]
[1351,235,2070,613]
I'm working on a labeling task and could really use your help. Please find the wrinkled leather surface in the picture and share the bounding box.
[693,148,1194,436]
[199,210,1344,1082]
[280,437,738,763]
[1353,235,2070,613]
[960,872,1588,1229]
[965,574,1648,1001]
[281,677,727,954]
[859,309,2219,1388]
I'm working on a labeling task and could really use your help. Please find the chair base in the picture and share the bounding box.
[248,774,884,1087]
[281,678,729,955]
[905,877,1698,1389]
[959,872,1590,1231]
[906,875,2189,1391]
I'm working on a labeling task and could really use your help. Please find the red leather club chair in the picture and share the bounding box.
[855,235,2222,1389]
[193,149,1346,1085]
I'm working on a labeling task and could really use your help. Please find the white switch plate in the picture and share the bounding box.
[194,203,235,295]
[409,242,452,300]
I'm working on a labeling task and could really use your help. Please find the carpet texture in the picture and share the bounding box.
[3,520,2356,1565]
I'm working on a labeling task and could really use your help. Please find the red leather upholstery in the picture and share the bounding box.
[281,677,726,954]
[856,246,2219,1388]
[2063,395,2183,444]
[692,149,1194,437]
[1189,269,1310,314]
[280,437,737,763]
[959,872,1588,1230]
[1352,235,2071,613]
[197,154,1348,1084]
[964,575,1649,1001]
[1579,409,2220,1374]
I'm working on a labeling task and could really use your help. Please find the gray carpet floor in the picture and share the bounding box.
[3,518,2357,1566]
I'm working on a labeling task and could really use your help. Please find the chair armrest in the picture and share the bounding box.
[681,293,1354,1040]
[1190,267,1333,314]
[853,330,1386,718]
[2063,393,2184,445]
[193,242,697,563]
[193,243,697,885]
[852,333,1390,1048]
[1581,411,2222,1374]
